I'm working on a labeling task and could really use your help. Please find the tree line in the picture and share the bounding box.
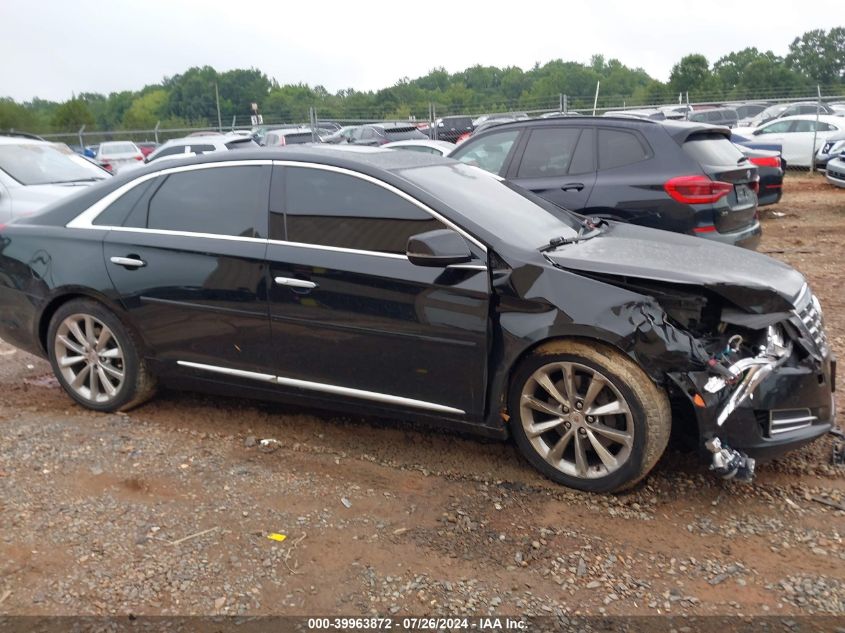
[1,28,843,135]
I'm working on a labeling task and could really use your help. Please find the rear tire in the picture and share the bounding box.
[508,339,670,493]
[47,299,156,412]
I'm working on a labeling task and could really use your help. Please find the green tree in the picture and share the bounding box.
[787,28,845,84]
[51,98,95,131]
[122,89,168,129]
[669,54,712,95]
[0,98,38,131]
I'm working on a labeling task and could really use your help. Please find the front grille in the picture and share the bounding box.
[768,409,816,436]
[793,285,829,356]
[828,165,845,181]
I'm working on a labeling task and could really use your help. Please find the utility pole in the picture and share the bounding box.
[811,84,821,174]
[214,82,222,133]
[592,81,600,116]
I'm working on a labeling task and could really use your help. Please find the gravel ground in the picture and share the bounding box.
[0,174,843,618]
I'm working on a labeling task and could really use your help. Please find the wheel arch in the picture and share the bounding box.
[37,288,141,355]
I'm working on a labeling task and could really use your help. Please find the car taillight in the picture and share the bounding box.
[750,178,760,194]
[693,224,717,234]
[135,155,144,161]
[664,175,733,204]
[749,156,780,168]
[101,163,112,172]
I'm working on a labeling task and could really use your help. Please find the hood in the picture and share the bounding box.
[10,182,98,219]
[545,222,805,313]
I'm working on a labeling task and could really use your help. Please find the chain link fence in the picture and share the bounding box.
[24,87,845,153]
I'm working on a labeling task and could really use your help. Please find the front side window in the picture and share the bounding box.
[597,129,650,170]
[276,167,446,254]
[517,128,582,178]
[146,166,270,237]
[757,121,793,134]
[450,129,520,175]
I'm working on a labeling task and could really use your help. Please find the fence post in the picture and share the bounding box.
[811,84,821,173]
[559,93,563,113]
[432,104,437,140]
[563,94,568,114]
[592,82,600,116]
[77,125,86,150]
[231,115,236,131]
[154,121,160,144]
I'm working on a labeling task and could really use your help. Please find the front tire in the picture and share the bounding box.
[47,299,156,412]
[509,340,670,493]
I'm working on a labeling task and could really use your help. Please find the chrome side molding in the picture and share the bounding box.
[176,360,465,416]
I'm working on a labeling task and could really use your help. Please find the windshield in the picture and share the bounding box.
[0,143,108,185]
[398,162,579,250]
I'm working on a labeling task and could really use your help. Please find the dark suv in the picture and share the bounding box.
[427,116,474,143]
[449,117,762,249]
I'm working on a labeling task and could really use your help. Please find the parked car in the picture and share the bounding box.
[262,128,318,146]
[322,126,361,144]
[825,153,845,187]
[448,117,761,248]
[145,134,257,164]
[603,109,666,121]
[732,102,768,121]
[95,141,144,173]
[814,132,845,170]
[742,102,834,127]
[0,147,833,492]
[349,123,427,146]
[735,145,783,206]
[473,112,528,126]
[687,107,739,128]
[659,105,692,120]
[137,142,158,158]
[733,115,845,167]
[83,145,98,159]
[0,135,109,222]
[382,140,454,156]
[425,116,475,143]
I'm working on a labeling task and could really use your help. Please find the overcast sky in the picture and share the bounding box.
[1,0,839,102]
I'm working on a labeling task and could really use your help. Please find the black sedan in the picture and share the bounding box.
[0,147,835,492]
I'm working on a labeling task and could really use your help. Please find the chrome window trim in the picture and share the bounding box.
[266,238,408,260]
[66,160,274,229]
[271,160,488,254]
[177,360,465,416]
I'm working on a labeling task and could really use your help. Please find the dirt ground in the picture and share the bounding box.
[0,174,843,619]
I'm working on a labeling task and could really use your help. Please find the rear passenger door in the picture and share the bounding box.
[586,127,656,225]
[100,162,273,372]
[507,126,596,211]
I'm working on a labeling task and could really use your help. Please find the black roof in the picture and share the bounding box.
[466,116,731,144]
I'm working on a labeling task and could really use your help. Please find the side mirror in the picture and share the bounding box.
[406,229,472,267]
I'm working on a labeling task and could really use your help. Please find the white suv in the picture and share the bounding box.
[144,134,257,164]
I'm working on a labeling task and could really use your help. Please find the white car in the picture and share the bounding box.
[825,155,845,188]
[95,141,144,173]
[144,134,257,164]
[733,115,845,167]
[0,135,110,222]
[382,140,455,156]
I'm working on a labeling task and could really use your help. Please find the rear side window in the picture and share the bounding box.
[94,179,157,226]
[151,145,186,161]
[757,121,793,134]
[283,133,313,144]
[682,133,745,166]
[451,129,520,175]
[226,139,258,150]
[569,128,595,174]
[190,144,216,154]
[146,166,270,237]
[597,129,650,170]
[517,128,582,178]
[278,166,446,254]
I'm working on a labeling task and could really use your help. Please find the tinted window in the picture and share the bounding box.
[94,179,156,226]
[451,130,519,175]
[282,133,313,144]
[758,121,793,134]
[225,139,258,150]
[517,128,581,178]
[281,167,446,254]
[190,144,216,154]
[384,127,426,141]
[683,134,745,166]
[151,145,186,160]
[597,129,649,170]
[146,166,270,237]
[569,128,595,174]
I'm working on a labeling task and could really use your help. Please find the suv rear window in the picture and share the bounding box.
[282,133,313,144]
[384,127,427,141]
[682,133,745,166]
[441,118,473,130]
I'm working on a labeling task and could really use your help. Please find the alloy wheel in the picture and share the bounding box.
[53,313,125,404]
[519,361,634,479]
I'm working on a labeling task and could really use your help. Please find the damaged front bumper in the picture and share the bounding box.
[670,311,837,464]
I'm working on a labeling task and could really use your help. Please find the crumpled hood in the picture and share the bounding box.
[545,222,806,313]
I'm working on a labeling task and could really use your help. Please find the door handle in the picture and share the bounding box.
[561,183,585,192]
[110,255,146,268]
[274,276,317,289]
